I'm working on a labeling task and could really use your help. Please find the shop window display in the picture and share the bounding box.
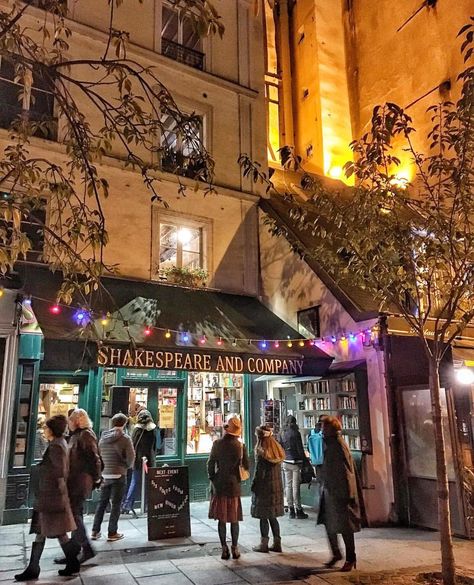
[35,382,79,460]
[187,372,244,454]
[157,387,178,456]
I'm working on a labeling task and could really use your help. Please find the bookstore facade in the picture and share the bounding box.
[2,266,333,523]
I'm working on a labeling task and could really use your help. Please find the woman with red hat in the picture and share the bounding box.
[207,416,249,560]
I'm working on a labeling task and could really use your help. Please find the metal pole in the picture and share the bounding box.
[140,456,147,516]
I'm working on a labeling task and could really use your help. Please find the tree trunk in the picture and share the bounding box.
[429,358,457,585]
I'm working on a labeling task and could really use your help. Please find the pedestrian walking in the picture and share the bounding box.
[318,416,361,572]
[279,415,308,519]
[15,415,80,582]
[91,413,135,542]
[207,416,249,560]
[54,408,102,566]
[122,409,158,514]
[251,425,285,553]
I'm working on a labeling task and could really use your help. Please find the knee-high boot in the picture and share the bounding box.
[58,540,81,576]
[14,541,45,582]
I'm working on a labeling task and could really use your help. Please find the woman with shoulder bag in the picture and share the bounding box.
[207,416,249,560]
[15,415,80,582]
[251,425,285,553]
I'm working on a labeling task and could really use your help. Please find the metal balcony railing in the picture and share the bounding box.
[161,38,205,71]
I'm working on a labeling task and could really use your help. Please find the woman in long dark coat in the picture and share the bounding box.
[251,425,285,553]
[15,415,80,582]
[54,408,102,565]
[207,416,249,560]
[317,416,361,572]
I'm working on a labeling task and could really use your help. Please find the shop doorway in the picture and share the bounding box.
[400,385,465,534]
[108,382,183,461]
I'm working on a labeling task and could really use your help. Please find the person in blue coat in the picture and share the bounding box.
[307,415,326,467]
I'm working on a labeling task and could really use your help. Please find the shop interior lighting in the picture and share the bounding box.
[456,367,474,385]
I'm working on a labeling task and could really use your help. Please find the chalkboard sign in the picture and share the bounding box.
[147,466,191,540]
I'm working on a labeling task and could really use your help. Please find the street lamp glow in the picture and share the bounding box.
[455,367,474,385]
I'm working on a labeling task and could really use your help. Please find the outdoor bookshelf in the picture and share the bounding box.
[294,369,372,453]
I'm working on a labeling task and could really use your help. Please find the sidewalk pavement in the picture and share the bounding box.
[0,499,473,585]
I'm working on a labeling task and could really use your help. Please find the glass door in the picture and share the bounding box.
[400,386,463,533]
[126,382,184,463]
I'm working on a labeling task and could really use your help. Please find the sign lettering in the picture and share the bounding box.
[97,345,306,375]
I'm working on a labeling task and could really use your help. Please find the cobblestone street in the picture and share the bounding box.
[0,499,473,585]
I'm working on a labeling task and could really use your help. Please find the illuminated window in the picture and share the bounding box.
[186,372,244,454]
[152,211,211,280]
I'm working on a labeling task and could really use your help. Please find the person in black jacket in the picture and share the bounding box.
[279,415,308,519]
[207,416,249,560]
[122,410,157,513]
[317,416,361,572]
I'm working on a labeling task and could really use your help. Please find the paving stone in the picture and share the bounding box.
[81,573,137,585]
[232,563,298,583]
[137,573,194,585]
[180,566,245,585]
[80,562,129,577]
[126,559,180,577]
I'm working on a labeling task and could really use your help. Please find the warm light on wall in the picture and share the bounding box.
[328,165,343,179]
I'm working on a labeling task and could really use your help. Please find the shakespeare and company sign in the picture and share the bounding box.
[97,345,306,375]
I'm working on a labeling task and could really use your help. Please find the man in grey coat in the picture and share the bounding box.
[91,413,135,542]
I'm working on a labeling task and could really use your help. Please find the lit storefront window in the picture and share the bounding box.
[186,371,244,454]
[35,382,79,460]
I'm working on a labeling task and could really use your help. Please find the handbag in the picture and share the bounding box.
[301,458,315,485]
[239,443,250,481]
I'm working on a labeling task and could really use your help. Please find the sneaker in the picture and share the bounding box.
[107,533,124,542]
[91,531,101,540]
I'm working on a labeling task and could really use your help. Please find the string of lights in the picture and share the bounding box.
[10,291,379,349]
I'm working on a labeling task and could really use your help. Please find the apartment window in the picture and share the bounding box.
[0,56,57,140]
[0,193,46,263]
[297,306,320,338]
[158,221,203,271]
[160,112,207,179]
[27,0,67,12]
[161,1,204,70]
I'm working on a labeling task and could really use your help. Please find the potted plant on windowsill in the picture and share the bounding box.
[157,265,208,288]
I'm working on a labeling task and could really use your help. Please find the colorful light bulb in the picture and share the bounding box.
[144,326,152,336]
[165,330,171,339]
[298,340,305,347]
[260,340,267,349]
[199,335,207,345]
[183,332,189,342]
[274,340,280,348]
[50,304,61,315]
[217,337,223,346]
